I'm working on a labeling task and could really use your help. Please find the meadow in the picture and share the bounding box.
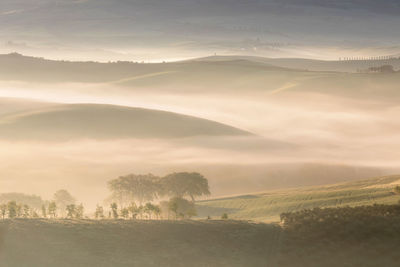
[0,219,280,267]
[1,202,400,267]
[197,175,400,221]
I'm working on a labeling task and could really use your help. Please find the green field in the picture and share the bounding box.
[0,219,280,267]
[1,208,400,267]
[197,175,400,221]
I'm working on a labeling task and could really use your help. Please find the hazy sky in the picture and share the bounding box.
[1,0,400,61]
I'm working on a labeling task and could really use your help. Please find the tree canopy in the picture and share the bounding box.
[160,172,210,201]
[108,174,159,206]
[53,189,76,215]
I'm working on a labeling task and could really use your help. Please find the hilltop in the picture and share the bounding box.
[2,54,400,102]
[194,55,400,72]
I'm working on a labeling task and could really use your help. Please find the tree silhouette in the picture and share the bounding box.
[95,205,105,219]
[53,189,76,216]
[48,201,57,218]
[7,201,18,218]
[160,172,210,201]
[108,174,160,205]
[110,203,119,219]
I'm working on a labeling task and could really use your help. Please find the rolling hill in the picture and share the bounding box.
[0,53,298,83]
[196,175,400,222]
[2,54,400,101]
[195,55,400,72]
[0,102,252,140]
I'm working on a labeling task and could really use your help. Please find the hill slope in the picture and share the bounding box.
[195,55,400,72]
[0,103,252,140]
[197,175,400,221]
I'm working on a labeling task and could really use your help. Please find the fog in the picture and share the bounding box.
[1,0,400,208]
[1,61,400,208]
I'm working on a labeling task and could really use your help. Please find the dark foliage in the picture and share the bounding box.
[279,205,400,267]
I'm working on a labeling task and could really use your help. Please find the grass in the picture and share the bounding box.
[0,219,280,267]
[1,206,400,267]
[196,175,400,222]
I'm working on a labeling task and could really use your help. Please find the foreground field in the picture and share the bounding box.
[1,210,400,267]
[0,219,280,267]
[197,175,400,221]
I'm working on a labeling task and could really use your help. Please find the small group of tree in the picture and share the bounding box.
[163,197,197,219]
[98,202,162,220]
[340,56,400,61]
[39,189,77,218]
[0,201,39,219]
[1,172,210,221]
[94,198,196,220]
[105,172,210,220]
[66,204,85,219]
[0,189,80,219]
[0,193,44,210]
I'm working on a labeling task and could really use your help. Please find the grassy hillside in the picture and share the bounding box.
[0,53,297,84]
[197,175,400,222]
[0,103,251,140]
[2,54,400,102]
[1,209,400,267]
[0,219,280,267]
[197,55,400,72]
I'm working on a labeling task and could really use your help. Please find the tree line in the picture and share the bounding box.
[104,172,209,219]
[0,172,210,220]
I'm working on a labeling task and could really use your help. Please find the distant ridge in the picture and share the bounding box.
[193,55,400,72]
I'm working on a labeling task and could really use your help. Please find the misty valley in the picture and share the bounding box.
[1,1,400,266]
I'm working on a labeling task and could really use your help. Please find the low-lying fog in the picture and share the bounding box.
[1,70,399,208]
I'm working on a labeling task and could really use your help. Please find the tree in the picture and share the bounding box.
[137,205,144,219]
[127,203,138,219]
[110,203,119,219]
[221,213,228,220]
[53,190,76,217]
[41,204,47,218]
[0,193,44,210]
[16,204,22,217]
[108,174,160,206]
[76,204,84,219]
[160,172,210,202]
[95,205,104,219]
[7,201,18,218]
[22,204,30,218]
[153,205,161,220]
[168,200,178,220]
[0,204,6,219]
[66,204,76,218]
[168,197,197,219]
[48,201,57,218]
[121,208,129,219]
[144,203,160,219]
